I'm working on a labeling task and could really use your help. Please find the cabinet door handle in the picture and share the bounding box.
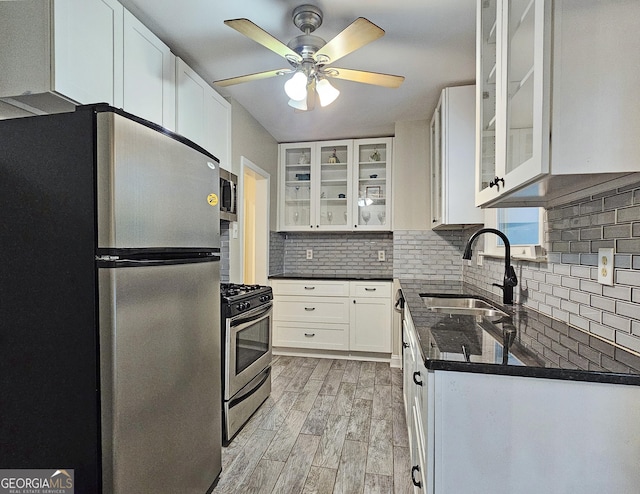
[364,287,377,291]
[402,341,409,349]
[411,465,422,488]
[304,286,315,290]
[413,371,423,386]
[489,176,505,191]
[304,307,316,311]
[304,333,315,337]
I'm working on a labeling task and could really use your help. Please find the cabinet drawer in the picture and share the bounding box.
[274,296,349,324]
[272,279,349,297]
[273,321,349,350]
[349,281,391,298]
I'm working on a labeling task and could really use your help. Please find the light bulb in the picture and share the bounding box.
[288,98,307,110]
[316,78,340,107]
[284,72,308,101]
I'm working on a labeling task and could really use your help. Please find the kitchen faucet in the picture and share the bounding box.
[462,228,518,305]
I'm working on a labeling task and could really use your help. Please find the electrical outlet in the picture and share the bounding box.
[306,249,313,260]
[477,253,483,266]
[378,250,385,262]
[598,248,614,285]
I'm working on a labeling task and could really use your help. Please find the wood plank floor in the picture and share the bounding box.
[213,355,411,494]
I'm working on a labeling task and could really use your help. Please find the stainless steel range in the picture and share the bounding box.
[220,283,273,444]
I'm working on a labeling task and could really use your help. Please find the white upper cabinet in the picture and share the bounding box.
[430,85,482,229]
[476,0,640,207]
[353,138,392,231]
[0,0,124,113]
[278,138,392,232]
[278,140,353,231]
[123,10,175,130]
[176,58,231,169]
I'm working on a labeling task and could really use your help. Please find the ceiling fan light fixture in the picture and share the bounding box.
[288,98,308,111]
[284,71,308,101]
[316,78,340,107]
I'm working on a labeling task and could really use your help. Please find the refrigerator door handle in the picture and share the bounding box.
[96,254,220,268]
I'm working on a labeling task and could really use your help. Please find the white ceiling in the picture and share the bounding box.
[119,0,477,143]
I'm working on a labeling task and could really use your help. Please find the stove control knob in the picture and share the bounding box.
[244,301,251,310]
[236,303,243,311]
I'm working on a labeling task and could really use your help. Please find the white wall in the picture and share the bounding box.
[228,98,278,282]
[392,119,431,231]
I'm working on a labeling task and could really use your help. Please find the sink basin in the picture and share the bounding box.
[421,296,508,317]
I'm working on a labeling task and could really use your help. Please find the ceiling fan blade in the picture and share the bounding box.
[329,68,405,88]
[225,19,302,63]
[214,68,292,87]
[316,18,384,64]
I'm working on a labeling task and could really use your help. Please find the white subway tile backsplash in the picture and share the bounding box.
[590,322,616,341]
[461,177,640,356]
[268,177,640,355]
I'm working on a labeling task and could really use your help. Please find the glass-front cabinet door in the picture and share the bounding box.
[476,0,498,205]
[502,0,549,185]
[316,141,352,230]
[280,142,314,230]
[475,0,551,207]
[278,138,392,231]
[353,138,392,231]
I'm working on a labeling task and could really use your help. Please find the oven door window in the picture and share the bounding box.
[236,317,269,375]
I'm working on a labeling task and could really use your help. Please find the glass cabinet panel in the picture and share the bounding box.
[318,144,350,228]
[478,0,498,195]
[354,140,390,230]
[282,145,313,229]
[505,0,536,174]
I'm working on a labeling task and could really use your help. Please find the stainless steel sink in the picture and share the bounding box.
[421,296,508,317]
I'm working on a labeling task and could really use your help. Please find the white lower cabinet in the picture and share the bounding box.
[350,281,391,353]
[402,299,640,494]
[403,311,433,493]
[272,279,391,354]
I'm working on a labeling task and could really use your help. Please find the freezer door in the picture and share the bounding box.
[96,111,220,250]
[98,259,221,494]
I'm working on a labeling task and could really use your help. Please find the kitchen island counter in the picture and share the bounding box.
[400,280,640,386]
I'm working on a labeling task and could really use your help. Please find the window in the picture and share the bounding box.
[497,208,541,245]
[483,207,545,259]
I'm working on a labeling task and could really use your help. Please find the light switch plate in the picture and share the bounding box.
[598,248,614,285]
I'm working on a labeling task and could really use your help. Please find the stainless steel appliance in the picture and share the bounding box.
[220,169,238,221]
[221,283,273,444]
[0,105,222,493]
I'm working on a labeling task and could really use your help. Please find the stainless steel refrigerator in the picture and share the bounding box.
[0,105,222,493]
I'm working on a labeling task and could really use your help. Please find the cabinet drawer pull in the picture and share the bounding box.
[364,287,377,291]
[411,465,422,488]
[304,307,316,311]
[304,333,315,337]
[304,286,315,290]
[413,371,423,386]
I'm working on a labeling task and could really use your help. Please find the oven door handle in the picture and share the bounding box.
[228,366,271,409]
[231,302,273,329]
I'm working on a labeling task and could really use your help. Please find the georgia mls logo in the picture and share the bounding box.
[0,469,74,494]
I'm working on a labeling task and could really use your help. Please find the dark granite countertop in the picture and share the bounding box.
[269,273,393,282]
[400,280,640,386]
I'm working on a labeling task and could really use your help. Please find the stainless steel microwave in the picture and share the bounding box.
[219,169,237,222]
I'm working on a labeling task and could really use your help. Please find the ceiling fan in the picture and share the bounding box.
[214,4,405,111]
